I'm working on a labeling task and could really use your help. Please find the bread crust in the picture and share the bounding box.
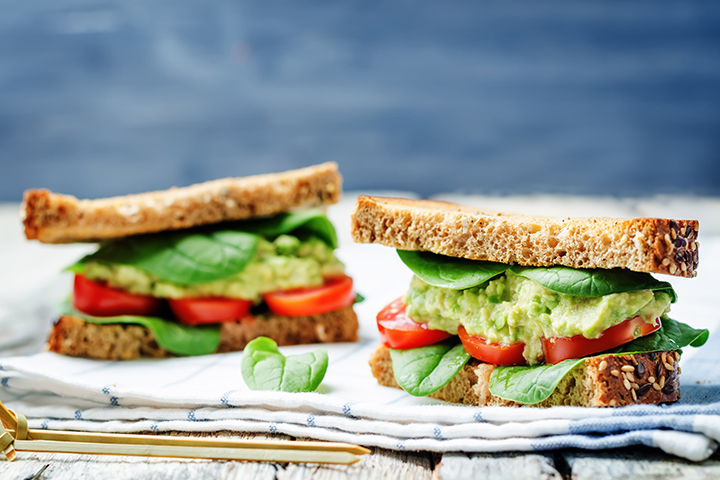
[351,196,699,278]
[23,163,342,244]
[369,344,680,407]
[47,306,358,360]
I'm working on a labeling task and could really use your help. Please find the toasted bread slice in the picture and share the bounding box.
[369,344,680,407]
[351,196,699,278]
[23,163,342,244]
[47,307,358,360]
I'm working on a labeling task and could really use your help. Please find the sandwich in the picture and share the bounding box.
[22,163,359,360]
[351,196,708,407]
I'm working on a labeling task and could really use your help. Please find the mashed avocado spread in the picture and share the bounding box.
[81,235,345,302]
[404,271,672,364]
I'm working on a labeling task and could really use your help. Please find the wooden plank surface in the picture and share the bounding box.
[0,432,435,480]
[0,452,279,480]
[563,449,720,480]
[434,452,562,480]
[4,433,720,479]
[0,432,283,480]
[278,448,434,480]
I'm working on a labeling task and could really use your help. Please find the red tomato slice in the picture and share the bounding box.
[543,315,661,364]
[168,297,253,325]
[457,325,527,366]
[376,298,452,349]
[73,274,164,317]
[263,275,356,317]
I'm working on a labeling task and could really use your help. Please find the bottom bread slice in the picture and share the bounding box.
[47,306,359,360]
[369,344,680,407]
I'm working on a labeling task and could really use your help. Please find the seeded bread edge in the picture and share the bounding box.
[369,344,680,407]
[47,306,359,360]
[351,196,699,278]
[24,162,342,244]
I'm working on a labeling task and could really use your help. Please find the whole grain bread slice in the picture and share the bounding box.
[351,196,699,278]
[24,162,342,244]
[369,344,680,407]
[47,306,358,360]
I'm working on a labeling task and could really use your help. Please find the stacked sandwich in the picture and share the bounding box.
[352,196,708,407]
[22,163,359,360]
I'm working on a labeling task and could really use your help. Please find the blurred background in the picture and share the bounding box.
[1,1,719,200]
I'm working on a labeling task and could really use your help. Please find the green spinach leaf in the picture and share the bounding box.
[613,316,708,353]
[63,305,220,356]
[239,210,338,249]
[69,210,337,284]
[511,265,677,302]
[488,317,708,404]
[74,229,260,284]
[389,339,471,396]
[397,250,510,290]
[65,263,86,274]
[241,337,328,393]
[489,358,585,405]
[396,250,675,301]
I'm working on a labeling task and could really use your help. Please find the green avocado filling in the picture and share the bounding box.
[405,273,672,365]
[78,235,344,302]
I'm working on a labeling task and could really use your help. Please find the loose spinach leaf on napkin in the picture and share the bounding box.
[241,337,328,393]
[389,338,471,396]
[69,210,338,284]
[488,317,708,404]
[511,265,677,301]
[397,250,510,290]
[63,305,221,356]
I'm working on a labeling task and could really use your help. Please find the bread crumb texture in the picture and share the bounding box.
[369,344,680,407]
[47,306,358,360]
[351,196,699,278]
[24,162,342,243]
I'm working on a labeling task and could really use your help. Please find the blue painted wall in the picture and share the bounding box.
[1,1,719,200]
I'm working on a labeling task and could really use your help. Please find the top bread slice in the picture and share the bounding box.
[23,163,342,244]
[351,196,699,278]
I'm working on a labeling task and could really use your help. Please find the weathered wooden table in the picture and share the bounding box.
[2,433,720,479]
